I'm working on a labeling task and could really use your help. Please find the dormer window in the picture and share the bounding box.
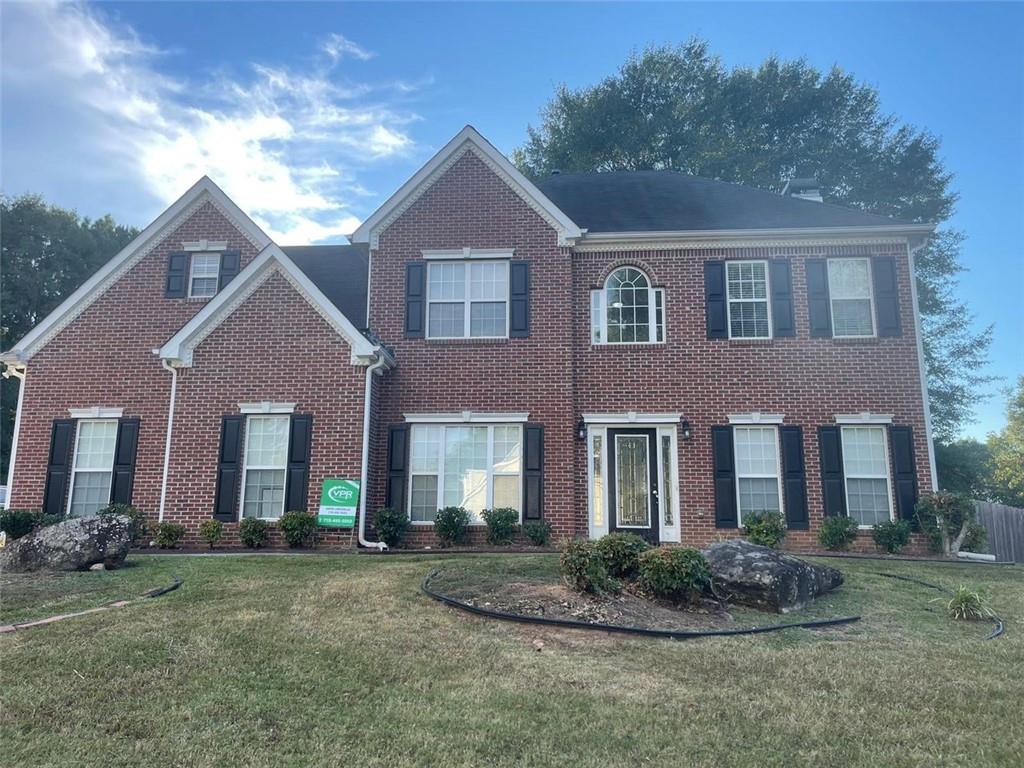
[189,253,221,298]
[591,266,665,344]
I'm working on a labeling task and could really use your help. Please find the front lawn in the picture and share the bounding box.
[1,554,1021,767]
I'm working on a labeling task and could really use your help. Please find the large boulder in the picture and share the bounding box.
[702,540,843,613]
[0,515,132,573]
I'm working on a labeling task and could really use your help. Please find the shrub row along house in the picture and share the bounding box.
[1,126,937,550]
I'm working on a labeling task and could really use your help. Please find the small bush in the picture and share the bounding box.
[637,547,711,603]
[818,516,859,551]
[872,519,912,554]
[37,514,64,529]
[523,520,553,547]
[0,509,40,540]
[742,510,787,548]
[279,510,317,548]
[199,519,224,549]
[375,507,409,548]
[915,492,977,557]
[434,506,470,547]
[155,522,186,549]
[962,522,987,553]
[239,517,270,549]
[481,507,519,545]
[595,532,650,578]
[939,584,995,621]
[560,539,618,594]
[98,503,148,545]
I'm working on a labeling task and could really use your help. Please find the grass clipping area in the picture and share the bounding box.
[1,554,1022,767]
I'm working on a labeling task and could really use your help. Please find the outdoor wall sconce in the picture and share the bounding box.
[577,419,587,440]
[680,420,692,441]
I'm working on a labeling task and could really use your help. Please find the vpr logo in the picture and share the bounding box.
[328,485,354,503]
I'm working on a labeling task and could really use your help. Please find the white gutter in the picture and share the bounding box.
[358,353,391,550]
[158,358,179,522]
[908,236,939,491]
[2,364,26,510]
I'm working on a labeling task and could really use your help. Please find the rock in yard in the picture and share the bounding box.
[702,540,843,613]
[0,516,132,573]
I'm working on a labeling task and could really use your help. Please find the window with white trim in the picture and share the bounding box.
[733,426,782,523]
[408,424,521,523]
[840,425,893,526]
[590,266,665,344]
[240,415,289,519]
[189,253,221,298]
[426,261,509,338]
[726,260,771,339]
[827,258,875,337]
[68,420,118,518]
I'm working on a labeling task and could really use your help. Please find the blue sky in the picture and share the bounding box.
[2,2,1021,438]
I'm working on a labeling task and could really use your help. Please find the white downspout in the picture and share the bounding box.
[158,359,179,522]
[908,237,939,491]
[2,365,27,510]
[359,353,389,550]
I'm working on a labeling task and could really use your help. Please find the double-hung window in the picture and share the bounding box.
[827,258,875,337]
[68,420,118,517]
[840,426,893,526]
[408,424,522,523]
[240,415,289,519]
[427,261,509,338]
[590,266,665,344]
[733,426,782,524]
[726,260,771,339]
[189,253,221,298]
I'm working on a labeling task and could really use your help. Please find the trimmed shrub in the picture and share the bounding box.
[375,507,409,548]
[595,532,650,578]
[434,506,470,547]
[98,503,148,545]
[560,539,618,594]
[940,584,995,621]
[916,492,979,557]
[818,516,859,551]
[155,522,186,549]
[239,518,269,549]
[37,514,64,529]
[523,520,553,547]
[0,509,40,540]
[199,519,224,549]
[481,507,518,545]
[872,519,912,554]
[742,510,787,548]
[280,510,317,548]
[963,522,987,554]
[637,547,711,603]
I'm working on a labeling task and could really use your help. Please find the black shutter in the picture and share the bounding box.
[780,426,808,530]
[219,250,241,290]
[872,256,902,337]
[404,263,426,338]
[284,414,313,512]
[509,261,530,338]
[818,426,846,517]
[109,418,140,505]
[386,424,409,512]
[523,424,544,520]
[806,259,832,338]
[769,260,796,338]
[165,252,190,298]
[704,261,728,339]
[712,426,737,528]
[890,426,919,522]
[42,420,76,517]
[213,416,244,521]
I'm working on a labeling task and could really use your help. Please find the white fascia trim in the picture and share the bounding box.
[239,402,296,415]
[3,177,272,362]
[68,407,124,419]
[836,413,894,425]
[404,411,530,424]
[583,412,682,425]
[421,247,515,260]
[350,125,582,247]
[728,412,784,425]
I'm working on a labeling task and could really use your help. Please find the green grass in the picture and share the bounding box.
[1,554,1022,767]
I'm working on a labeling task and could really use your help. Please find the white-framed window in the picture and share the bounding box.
[590,266,665,344]
[67,419,118,518]
[189,253,221,298]
[240,415,289,520]
[726,260,771,339]
[733,426,783,524]
[408,424,522,523]
[426,261,509,339]
[840,425,893,527]
[827,258,875,337]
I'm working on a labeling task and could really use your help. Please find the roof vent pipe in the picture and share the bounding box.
[781,177,823,203]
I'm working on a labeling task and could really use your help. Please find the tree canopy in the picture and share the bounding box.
[987,376,1024,507]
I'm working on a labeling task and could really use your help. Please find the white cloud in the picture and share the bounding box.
[1,1,420,243]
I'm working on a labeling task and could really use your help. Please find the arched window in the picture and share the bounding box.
[590,267,665,344]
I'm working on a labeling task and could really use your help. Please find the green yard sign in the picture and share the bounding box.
[318,479,359,528]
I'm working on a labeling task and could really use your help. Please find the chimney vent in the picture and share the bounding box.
[782,177,823,203]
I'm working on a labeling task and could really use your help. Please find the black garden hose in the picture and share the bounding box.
[870,572,1004,640]
[141,577,183,599]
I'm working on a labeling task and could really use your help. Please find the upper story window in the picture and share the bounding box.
[827,258,875,337]
[427,261,509,339]
[591,266,665,344]
[189,253,221,298]
[68,419,118,518]
[726,260,771,339]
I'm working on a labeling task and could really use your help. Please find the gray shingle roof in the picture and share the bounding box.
[282,244,368,329]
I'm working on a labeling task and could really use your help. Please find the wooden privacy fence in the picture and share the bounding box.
[973,501,1024,563]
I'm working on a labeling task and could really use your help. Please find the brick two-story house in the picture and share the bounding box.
[1,126,937,551]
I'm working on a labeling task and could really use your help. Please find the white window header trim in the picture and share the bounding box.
[240,402,296,415]
[68,407,124,419]
[729,412,784,425]
[583,412,681,425]
[183,240,229,252]
[836,412,893,425]
[404,411,529,424]
[421,248,514,260]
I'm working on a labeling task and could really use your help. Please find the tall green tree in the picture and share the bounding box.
[1,194,138,478]
[987,376,1024,507]
[516,40,995,441]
